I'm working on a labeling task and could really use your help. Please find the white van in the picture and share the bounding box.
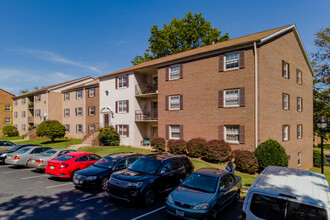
[242,166,330,220]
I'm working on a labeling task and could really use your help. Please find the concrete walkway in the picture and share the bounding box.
[68,144,90,150]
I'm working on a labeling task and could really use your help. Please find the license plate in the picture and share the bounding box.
[50,166,54,169]
[176,210,184,217]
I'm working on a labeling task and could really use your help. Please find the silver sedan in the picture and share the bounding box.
[27,149,77,170]
[5,146,52,167]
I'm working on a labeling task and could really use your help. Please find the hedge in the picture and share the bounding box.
[232,150,259,174]
[98,126,120,146]
[167,139,186,155]
[2,125,18,137]
[313,150,327,167]
[202,140,231,163]
[186,138,206,158]
[151,137,166,152]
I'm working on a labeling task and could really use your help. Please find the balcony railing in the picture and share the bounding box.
[28,103,34,109]
[135,83,158,96]
[28,117,34,123]
[135,110,158,121]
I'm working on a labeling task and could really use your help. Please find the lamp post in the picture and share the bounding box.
[317,117,328,174]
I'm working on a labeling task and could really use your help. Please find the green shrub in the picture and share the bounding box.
[255,138,288,172]
[186,138,206,158]
[2,125,18,137]
[151,137,166,152]
[36,120,66,142]
[98,126,120,146]
[28,125,36,131]
[202,140,231,163]
[317,143,330,149]
[167,139,186,154]
[313,150,327,167]
[232,150,258,174]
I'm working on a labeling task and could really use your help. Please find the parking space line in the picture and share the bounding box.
[80,195,103,202]
[46,183,73,189]
[2,168,34,174]
[21,175,50,180]
[130,206,166,220]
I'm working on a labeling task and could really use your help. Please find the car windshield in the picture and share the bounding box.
[182,173,218,193]
[16,148,31,154]
[128,158,161,175]
[8,145,24,152]
[94,157,118,169]
[54,155,74,161]
[41,150,57,157]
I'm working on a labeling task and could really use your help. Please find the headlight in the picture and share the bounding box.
[0,154,7,157]
[167,194,174,204]
[86,176,97,181]
[127,182,143,188]
[193,203,209,210]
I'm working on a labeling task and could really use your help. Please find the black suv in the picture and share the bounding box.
[107,153,194,206]
[74,153,143,191]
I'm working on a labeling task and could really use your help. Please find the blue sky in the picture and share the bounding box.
[0,0,329,94]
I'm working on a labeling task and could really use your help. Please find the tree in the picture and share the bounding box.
[312,27,329,139]
[20,89,29,94]
[36,120,66,142]
[131,12,229,65]
[98,126,120,146]
[2,125,18,137]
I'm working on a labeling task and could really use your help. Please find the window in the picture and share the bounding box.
[35,95,41,102]
[283,125,289,141]
[75,107,83,116]
[64,92,70,101]
[76,124,83,133]
[298,152,301,166]
[160,161,173,173]
[117,76,127,88]
[76,155,89,162]
[22,98,26,105]
[297,124,302,139]
[169,95,180,110]
[250,194,286,220]
[224,89,240,107]
[297,97,302,112]
[89,154,101,161]
[64,108,70,117]
[89,124,95,132]
[65,124,70,133]
[282,61,289,78]
[225,52,239,70]
[116,159,128,169]
[170,125,180,139]
[117,125,128,137]
[117,100,128,113]
[88,106,95,116]
[76,90,83,99]
[169,65,180,80]
[297,69,302,85]
[22,111,26,118]
[14,100,17,106]
[22,124,26,132]
[225,126,239,143]
[283,93,289,110]
[35,109,41,117]
[14,112,18,118]
[4,105,11,111]
[89,88,95,97]
[5,118,11,124]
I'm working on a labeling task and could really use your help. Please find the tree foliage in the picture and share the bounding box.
[312,27,329,138]
[98,126,120,146]
[132,12,229,65]
[36,120,66,142]
[2,125,18,137]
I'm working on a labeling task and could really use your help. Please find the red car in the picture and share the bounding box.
[45,152,102,178]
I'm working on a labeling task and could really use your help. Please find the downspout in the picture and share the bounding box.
[254,42,258,148]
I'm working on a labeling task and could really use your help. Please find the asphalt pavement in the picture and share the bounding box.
[0,165,242,220]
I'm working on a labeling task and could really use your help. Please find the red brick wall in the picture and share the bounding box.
[0,90,14,137]
[85,86,99,132]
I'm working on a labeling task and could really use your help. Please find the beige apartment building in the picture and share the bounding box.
[0,89,15,137]
[13,76,95,135]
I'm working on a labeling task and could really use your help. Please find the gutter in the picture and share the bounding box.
[254,42,258,148]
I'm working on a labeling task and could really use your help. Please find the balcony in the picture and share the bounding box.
[28,117,34,124]
[28,103,34,109]
[135,110,158,122]
[135,83,158,98]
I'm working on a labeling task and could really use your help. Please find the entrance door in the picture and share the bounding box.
[104,114,109,127]
[152,127,158,139]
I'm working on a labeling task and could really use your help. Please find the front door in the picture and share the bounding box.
[104,114,109,127]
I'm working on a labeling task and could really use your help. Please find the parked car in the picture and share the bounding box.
[166,168,242,219]
[242,166,330,220]
[107,153,194,206]
[0,140,16,152]
[45,152,102,179]
[5,146,52,167]
[74,153,143,191]
[0,144,40,164]
[27,149,77,171]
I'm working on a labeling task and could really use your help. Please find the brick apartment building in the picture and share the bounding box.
[12,76,95,135]
[99,24,313,169]
[0,89,15,137]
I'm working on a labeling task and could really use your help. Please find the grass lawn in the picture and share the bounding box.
[0,136,24,141]
[309,166,330,183]
[14,138,82,149]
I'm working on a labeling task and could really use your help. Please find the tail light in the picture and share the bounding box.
[60,164,68,168]
[192,165,195,169]
[13,156,20,160]
[29,158,32,162]
[241,211,246,220]
[36,160,44,163]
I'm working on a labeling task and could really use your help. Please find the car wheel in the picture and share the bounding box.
[71,169,79,179]
[101,177,109,191]
[144,188,155,207]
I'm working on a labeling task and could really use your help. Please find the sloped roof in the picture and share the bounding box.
[0,88,15,96]
[61,79,99,92]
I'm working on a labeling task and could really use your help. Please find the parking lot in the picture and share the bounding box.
[0,165,242,220]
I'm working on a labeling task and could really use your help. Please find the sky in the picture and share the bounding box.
[0,0,329,94]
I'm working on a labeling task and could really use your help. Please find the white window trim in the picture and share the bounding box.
[35,109,41,117]
[35,95,41,102]
[169,64,180,80]
[283,94,289,110]
[89,88,95,97]
[117,101,128,113]
[14,112,17,118]
[224,125,240,144]
[76,90,83,99]
[297,98,302,112]
[169,125,180,140]
[64,93,70,101]
[224,89,240,107]
[22,124,26,132]
[76,107,83,116]
[297,70,302,85]
[22,98,26,105]
[224,52,240,71]
[89,106,95,116]
[298,152,301,166]
[283,62,289,78]
[65,124,70,133]
[169,95,180,110]
[4,105,11,111]
[14,100,17,106]
[283,125,289,141]
[5,118,11,124]
[297,124,302,139]
[22,111,26,118]
[64,109,70,117]
[118,125,128,137]
[117,76,127,89]
[76,124,83,133]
